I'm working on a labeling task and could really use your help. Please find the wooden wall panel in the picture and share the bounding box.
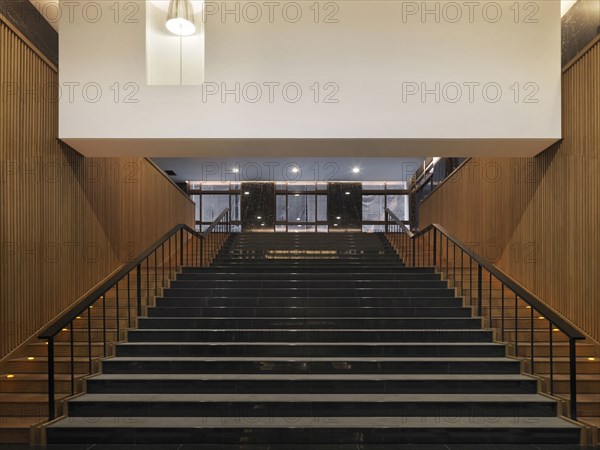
[420,40,600,342]
[0,17,195,359]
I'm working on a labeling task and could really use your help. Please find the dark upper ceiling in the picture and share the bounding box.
[152,157,426,183]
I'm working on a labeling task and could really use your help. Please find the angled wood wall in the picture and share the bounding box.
[0,17,195,359]
[420,40,600,342]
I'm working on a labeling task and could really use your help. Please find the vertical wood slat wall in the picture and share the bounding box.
[0,18,196,359]
[419,40,600,342]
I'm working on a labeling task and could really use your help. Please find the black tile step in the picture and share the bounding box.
[115,341,506,357]
[125,329,494,343]
[215,258,404,270]
[169,280,448,289]
[162,288,455,298]
[46,416,581,444]
[101,356,518,374]
[146,306,472,318]
[154,297,464,308]
[135,317,482,330]
[175,272,442,281]
[85,373,537,394]
[183,267,435,274]
[219,251,399,256]
[66,393,558,418]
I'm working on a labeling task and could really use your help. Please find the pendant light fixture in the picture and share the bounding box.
[166,0,196,36]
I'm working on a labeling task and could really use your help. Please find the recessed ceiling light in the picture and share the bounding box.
[297,224,302,227]
[6,374,14,379]
[352,167,360,174]
[261,223,265,226]
[294,194,300,197]
[244,191,250,195]
[291,167,299,173]
[333,224,339,227]
[27,356,35,360]
[336,216,341,220]
[232,168,239,173]
[296,218,301,221]
[345,192,350,195]
[257,216,262,219]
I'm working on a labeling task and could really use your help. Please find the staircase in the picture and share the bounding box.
[45,232,581,445]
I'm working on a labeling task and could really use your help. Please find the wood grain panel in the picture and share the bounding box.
[0,17,195,360]
[419,40,600,342]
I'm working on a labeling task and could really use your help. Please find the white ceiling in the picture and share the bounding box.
[30,0,580,32]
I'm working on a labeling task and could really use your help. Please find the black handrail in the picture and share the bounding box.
[384,207,585,420]
[39,208,230,420]
[39,224,191,340]
[200,208,230,237]
[385,209,414,238]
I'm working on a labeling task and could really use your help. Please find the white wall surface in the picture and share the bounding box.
[58,0,562,157]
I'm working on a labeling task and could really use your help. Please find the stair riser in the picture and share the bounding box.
[501,331,570,342]
[548,379,600,394]
[27,345,107,358]
[6,360,96,374]
[101,360,520,375]
[46,425,581,445]
[187,267,434,274]
[115,343,506,358]
[170,281,448,289]
[136,318,483,330]
[68,401,557,418]
[517,346,597,358]
[163,288,455,298]
[531,361,600,374]
[86,379,537,395]
[0,379,74,394]
[155,298,464,308]
[176,273,442,281]
[126,330,494,343]
[0,403,49,417]
[54,330,119,343]
[147,307,473,318]
[0,426,32,444]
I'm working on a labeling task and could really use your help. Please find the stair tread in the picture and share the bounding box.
[556,393,600,401]
[140,317,474,320]
[128,328,487,332]
[0,393,69,402]
[48,416,580,429]
[0,373,85,380]
[70,393,555,402]
[117,342,502,346]
[106,356,513,362]
[90,373,533,381]
[0,417,46,427]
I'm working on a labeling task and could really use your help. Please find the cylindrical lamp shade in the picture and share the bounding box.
[166,0,196,36]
